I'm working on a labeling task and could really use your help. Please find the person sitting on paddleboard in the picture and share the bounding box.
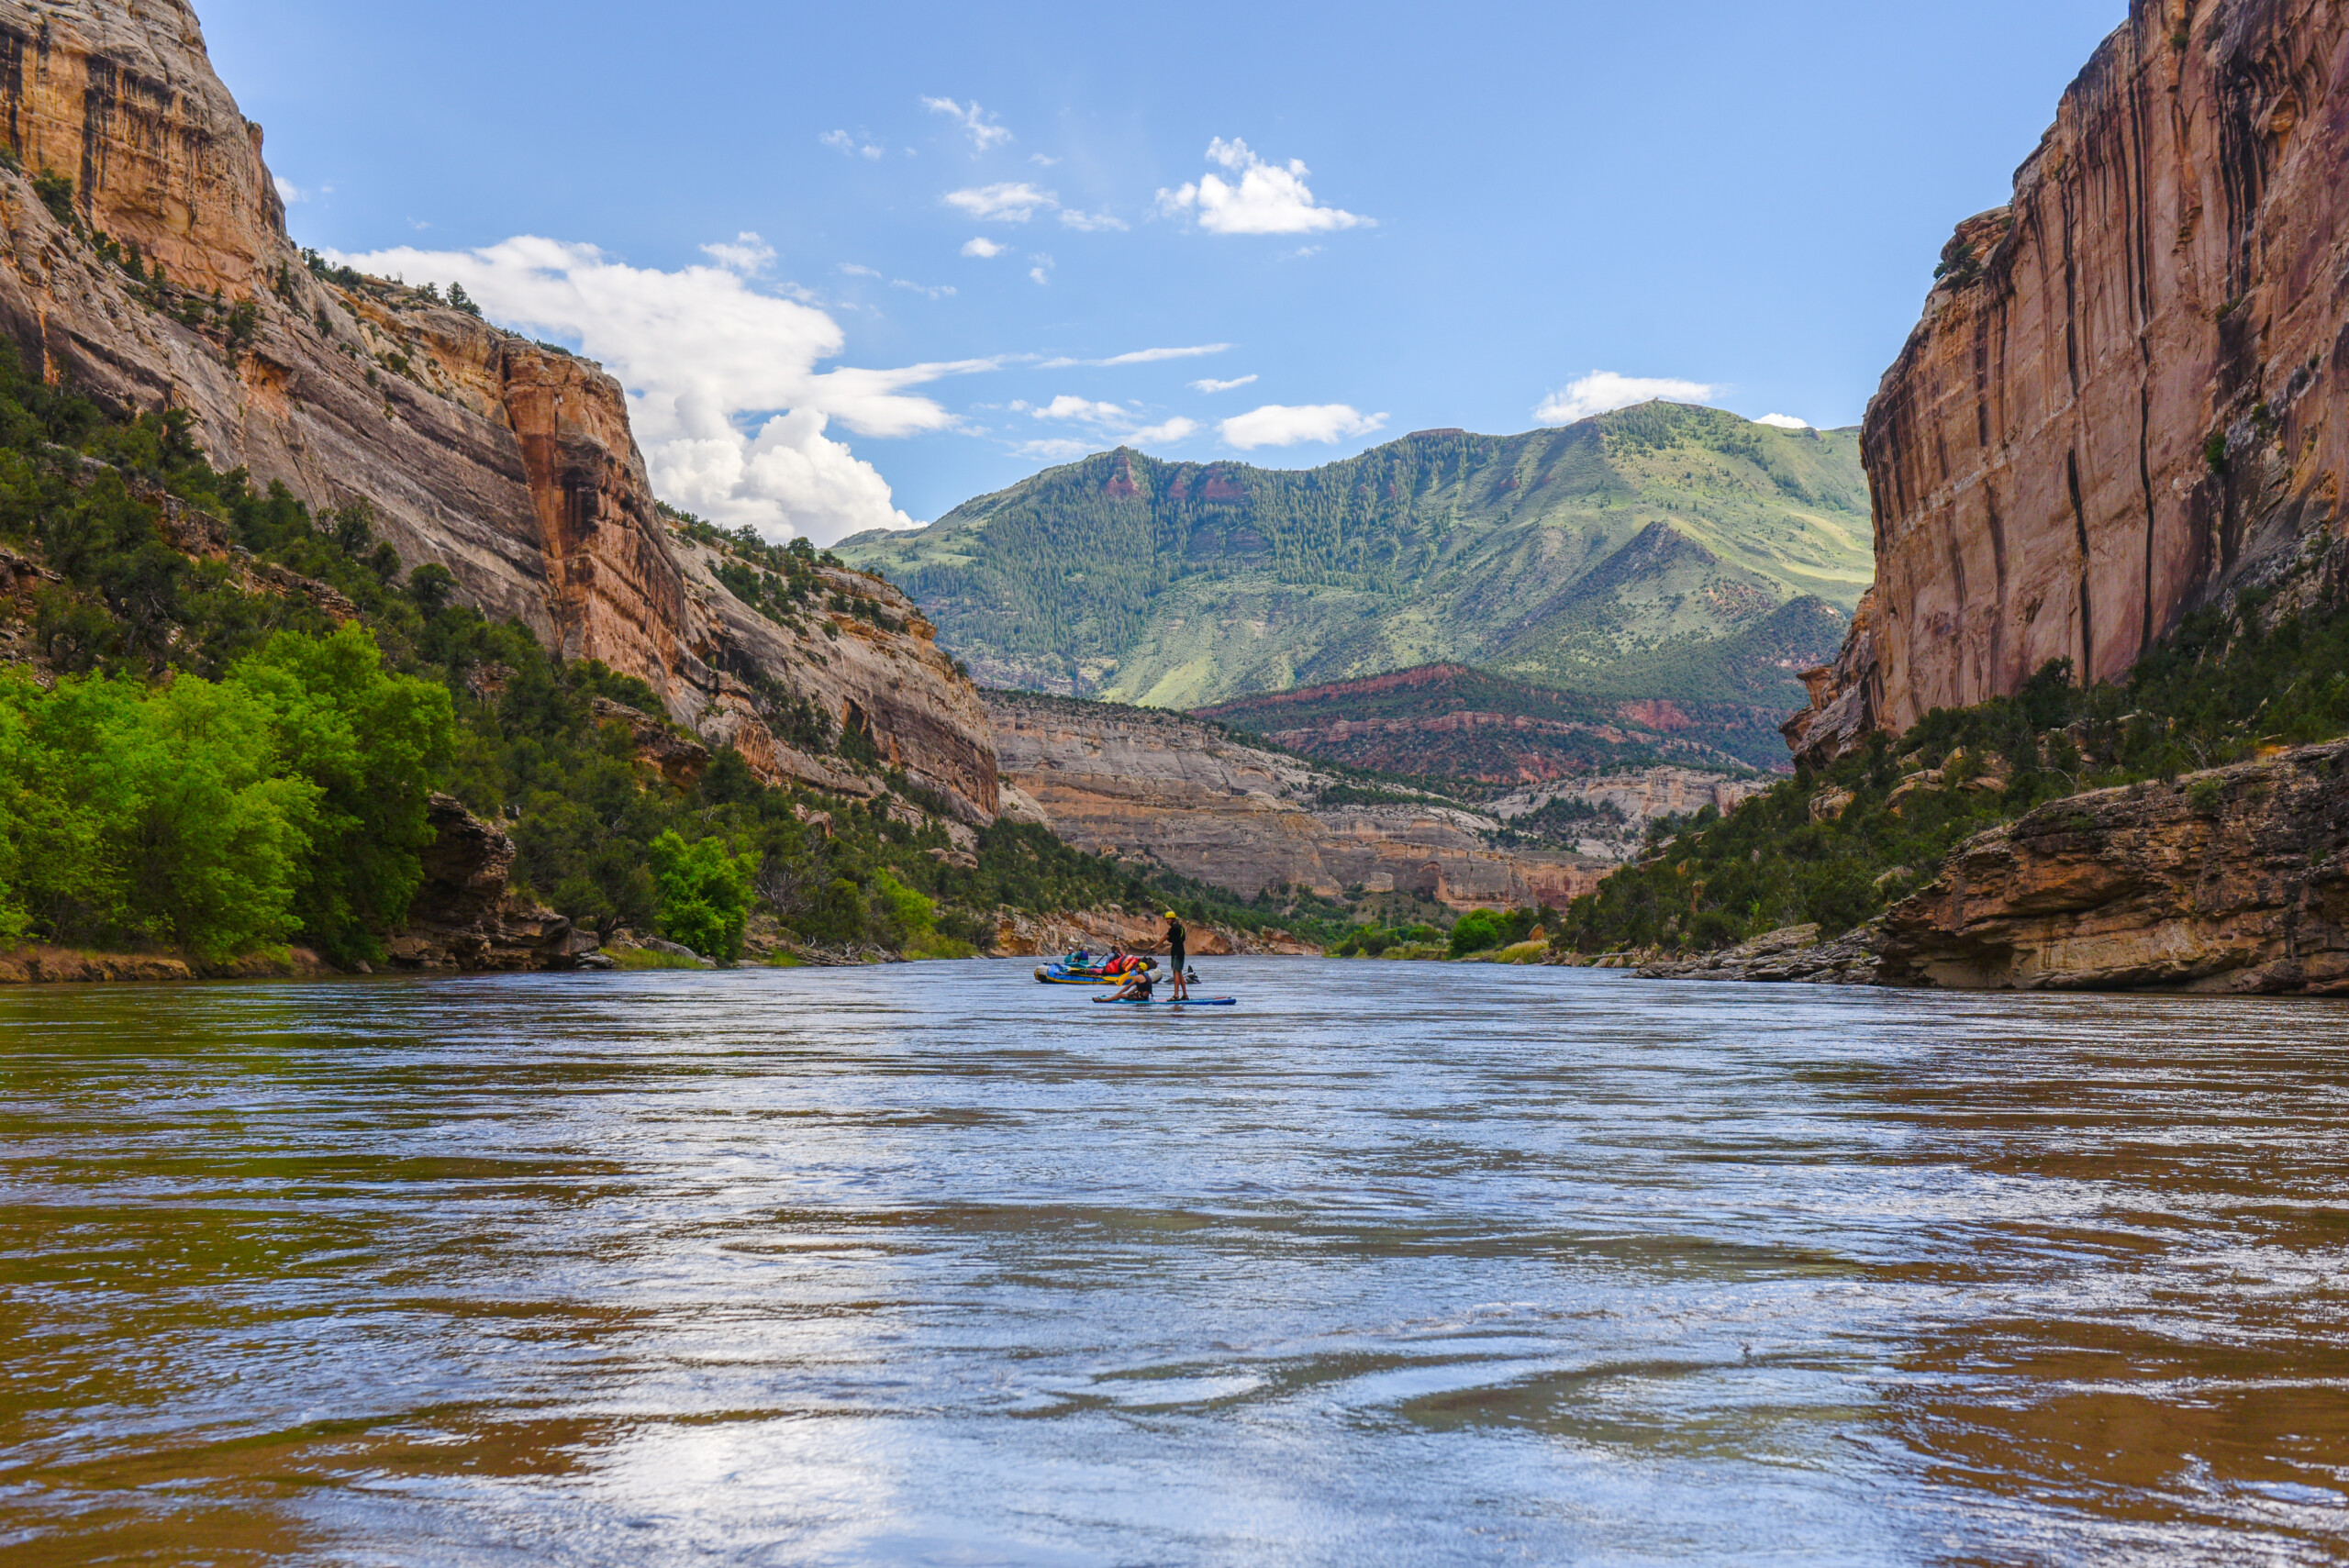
[1163,912,1189,1002]
[1108,966,1156,1001]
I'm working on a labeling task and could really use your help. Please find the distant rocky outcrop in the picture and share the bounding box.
[1195,662,1793,777]
[988,691,1613,911]
[0,0,997,822]
[1638,740,2349,995]
[1791,0,2349,764]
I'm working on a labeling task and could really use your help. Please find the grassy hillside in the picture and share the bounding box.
[839,403,1871,711]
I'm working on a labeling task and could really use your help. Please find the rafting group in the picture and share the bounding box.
[1032,912,1237,1008]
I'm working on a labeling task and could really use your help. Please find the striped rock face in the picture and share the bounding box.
[0,0,997,821]
[1793,0,2349,764]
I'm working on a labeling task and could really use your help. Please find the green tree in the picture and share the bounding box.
[648,830,756,962]
[6,670,320,961]
[228,623,456,964]
[1450,909,1505,957]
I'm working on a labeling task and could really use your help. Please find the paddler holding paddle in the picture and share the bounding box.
[1163,911,1189,1002]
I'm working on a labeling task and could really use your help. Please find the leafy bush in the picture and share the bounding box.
[648,830,756,962]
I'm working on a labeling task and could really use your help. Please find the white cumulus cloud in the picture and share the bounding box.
[1130,417,1198,446]
[922,96,1013,151]
[1154,139,1372,236]
[946,182,1056,222]
[1755,413,1810,429]
[333,233,996,544]
[1190,374,1257,394]
[961,237,1008,259]
[1219,403,1386,450]
[1534,372,1721,426]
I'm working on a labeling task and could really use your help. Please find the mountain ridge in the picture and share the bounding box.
[839,404,1873,713]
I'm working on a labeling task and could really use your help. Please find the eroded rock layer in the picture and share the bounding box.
[1874,741,2349,993]
[989,693,1611,911]
[1791,0,2349,762]
[0,0,997,821]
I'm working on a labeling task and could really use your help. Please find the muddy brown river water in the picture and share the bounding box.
[1,958,2345,1564]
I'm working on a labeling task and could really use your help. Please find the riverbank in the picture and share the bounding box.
[0,945,339,985]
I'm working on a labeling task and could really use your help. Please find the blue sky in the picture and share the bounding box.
[200,0,2125,542]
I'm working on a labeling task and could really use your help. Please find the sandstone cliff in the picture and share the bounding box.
[989,692,1615,911]
[0,0,997,821]
[1640,740,2349,995]
[1872,740,2349,993]
[1789,0,2349,763]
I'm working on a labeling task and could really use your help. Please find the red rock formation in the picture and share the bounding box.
[1790,0,2349,762]
[0,0,999,821]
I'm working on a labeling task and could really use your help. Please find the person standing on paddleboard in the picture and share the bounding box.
[1163,912,1189,1002]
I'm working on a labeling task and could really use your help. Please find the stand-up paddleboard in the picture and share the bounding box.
[1092,996,1238,1007]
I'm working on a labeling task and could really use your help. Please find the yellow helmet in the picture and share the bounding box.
[1163,910,1179,920]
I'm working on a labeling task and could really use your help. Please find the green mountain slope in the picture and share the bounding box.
[839,402,1873,711]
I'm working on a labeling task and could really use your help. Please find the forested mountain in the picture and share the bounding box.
[839,403,1873,711]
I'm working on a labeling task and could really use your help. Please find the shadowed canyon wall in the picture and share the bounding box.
[1789,0,2349,762]
[0,0,997,820]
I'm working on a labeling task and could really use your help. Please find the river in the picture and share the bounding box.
[1,958,2344,1564]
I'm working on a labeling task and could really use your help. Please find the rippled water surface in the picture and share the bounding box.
[3,959,2348,1564]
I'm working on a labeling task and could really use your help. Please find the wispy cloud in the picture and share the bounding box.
[922,96,1013,151]
[1155,139,1372,236]
[1189,374,1258,394]
[333,233,999,543]
[819,129,885,161]
[701,234,775,273]
[1755,413,1810,429]
[1015,394,1199,460]
[1219,403,1386,450]
[1534,372,1720,426]
[1041,343,1232,369]
[961,237,1008,259]
[945,182,1056,222]
[1029,253,1054,285]
[1015,438,1093,462]
[1032,395,1132,424]
[890,278,958,300]
[839,262,882,278]
[1058,208,1129,232]
[273,176,306,205]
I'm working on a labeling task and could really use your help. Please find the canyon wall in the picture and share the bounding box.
[0,0,996,820]
[1789,0,2349,762]
[989,694,1611,911]
[1873,740,2349,993]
